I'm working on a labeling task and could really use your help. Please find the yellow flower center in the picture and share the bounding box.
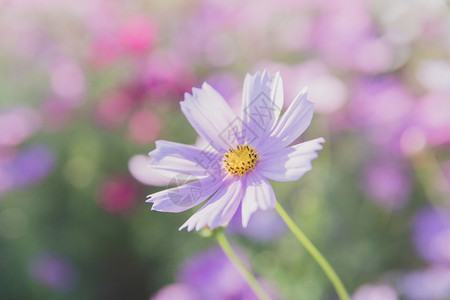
[223,144,259,177]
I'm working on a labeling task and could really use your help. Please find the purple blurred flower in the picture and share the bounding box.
[29,253,78,292]
[311,0,392,73]
[348,76,413,129]
[144,70,325,231]
[412,206,450,265]
[399,265,450,300]
[228,206,286,242]
[0,145,55,196]
[175,247,275,300]
[347,76,415,155]
[362,160,411,210]
[178,247,250,299]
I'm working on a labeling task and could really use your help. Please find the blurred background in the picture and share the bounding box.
[1,0,450,299]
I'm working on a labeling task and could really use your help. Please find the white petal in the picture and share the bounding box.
[179,177,243,231]
[241,171,277,227]
[147,174,225,213]
[149,140,221,177]
[241,70,283,145]
[257,87,314,154]
[180,83,241,153]
[258,138,325,182]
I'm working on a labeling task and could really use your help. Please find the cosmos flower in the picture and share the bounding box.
[145,70,325,231]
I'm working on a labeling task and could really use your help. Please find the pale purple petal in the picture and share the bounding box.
[241,70,283,144]
[149,140,221,177]
[180,83,241,152]
[257,137,325,182]
[128,155,177,186]
[241,171,277,227]
[179,177,243,231]
[257,88,314,154]
[147,174,225,213]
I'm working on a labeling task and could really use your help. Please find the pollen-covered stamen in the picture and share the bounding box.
[223,144,259,176]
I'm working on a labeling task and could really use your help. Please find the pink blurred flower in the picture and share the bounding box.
[49,58,86,107]
[112,53,194,105]
[118,16,157,55]
[138,53,194,102]
[151,284,197,300]
[127,110,161,145]
[399,126,427,157]
[350,37,393,74]
[411,93,450,147]
[40,99,73,132]
[89,35,122,65]
[96,92,133,128]
[97,177,139,214]
[353,284,398,300]
[88,12,157,64]
[0,107,41,147]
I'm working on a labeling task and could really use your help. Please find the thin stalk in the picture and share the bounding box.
[411,150,450,209]
[215,230,271,300]
[276,202,350,300]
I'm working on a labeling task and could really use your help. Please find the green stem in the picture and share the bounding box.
[215,230,272,300]
[411,150,450,209]
[275,202,350,300]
